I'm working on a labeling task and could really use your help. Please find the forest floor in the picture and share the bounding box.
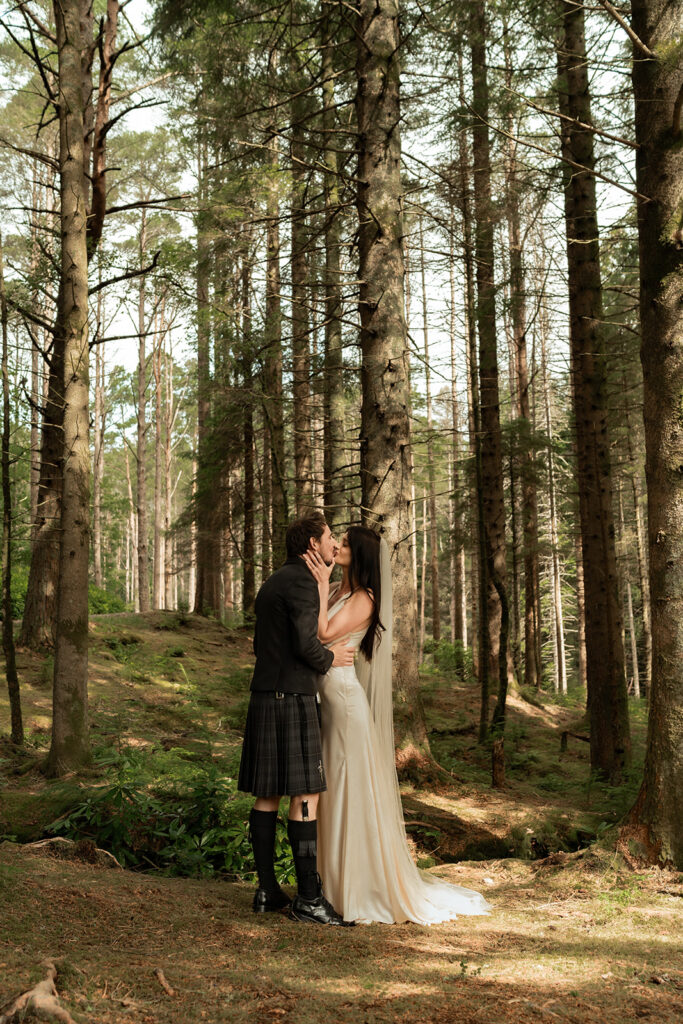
[1,611,681,1024]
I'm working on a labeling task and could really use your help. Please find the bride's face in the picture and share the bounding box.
[335,533,352,568]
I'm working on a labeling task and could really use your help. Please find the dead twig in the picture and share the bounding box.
[153,968,176,998]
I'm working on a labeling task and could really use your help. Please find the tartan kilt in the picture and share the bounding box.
[237,692,326,797]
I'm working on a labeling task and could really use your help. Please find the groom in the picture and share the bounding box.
[237,512,355,925]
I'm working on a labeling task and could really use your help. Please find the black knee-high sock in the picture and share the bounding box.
[249,809,279,894]
[287,818,319,901]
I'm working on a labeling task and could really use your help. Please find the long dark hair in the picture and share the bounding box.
[347,525,384,661]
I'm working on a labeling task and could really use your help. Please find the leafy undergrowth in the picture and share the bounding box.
[0,613,678,1022]
[0,842,680,1024]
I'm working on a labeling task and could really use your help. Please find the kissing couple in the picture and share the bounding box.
[238,512,491,926]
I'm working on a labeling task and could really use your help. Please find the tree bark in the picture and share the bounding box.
[291,102,313,514]
[0,232,23,745]
[241,245,256,616]
[448,234,466,658]
[541,304,567,695]
[321,7,346,530]
[264,63,287,566]
[136,209,150,614]
[47,0,91,774]
[356,0,428,758]
[92,283,105,589]
[194,138,218,614]
[152,302,164,609]
[163,336,175,610]
[556,0,630,780]
[625,0,683,867]
[418,216,441,643]
[20,0,118,648]
[470,1,510,735]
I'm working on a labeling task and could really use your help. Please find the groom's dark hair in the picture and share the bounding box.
[286,512,328,557]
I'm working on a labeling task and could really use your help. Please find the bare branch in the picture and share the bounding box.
[17,1,56,43]
[597,0,657,59]
[0,135,58,170]
[88,251,161,297]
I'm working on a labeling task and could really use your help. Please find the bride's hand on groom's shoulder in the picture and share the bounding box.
[302,549,334,585]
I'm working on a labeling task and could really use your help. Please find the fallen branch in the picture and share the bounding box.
[560,731,590,753]
[153,968,175,997]
[0,961,77,1024]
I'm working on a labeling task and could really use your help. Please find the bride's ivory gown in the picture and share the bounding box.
[317,593,491,925]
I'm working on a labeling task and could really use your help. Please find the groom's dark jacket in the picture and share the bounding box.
[250,556,334,696]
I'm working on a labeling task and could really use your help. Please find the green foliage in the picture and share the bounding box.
[88,585,126,614]
[432,639,475,681]
[48,746,295,884]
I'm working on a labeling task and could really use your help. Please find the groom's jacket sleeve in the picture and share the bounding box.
[288,575,335,676]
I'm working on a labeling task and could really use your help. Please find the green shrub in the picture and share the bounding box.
[88,585,126,614]
[48,747,295,884]
[431,639,474,679]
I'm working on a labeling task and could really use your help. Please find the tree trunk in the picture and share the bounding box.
[124,444,138,612]
[418,491,427,664]
[418,216,440,642]
[448,230,465,656]
[624,389,652,698]
[356,0,428,759]
[265,66,287,565]
[241,246,256,616]
[321,8,346,530]
[470,1,510,735]
[260,417,272,582]
[541,308,567,695]
[20,0,117,649]
[92,282,105,590]
[20,316,64,648]
[47,0,91,774]
[136,209,150,614]
[291,104,313,514]
[194,139,218,614]
[556,0,630,780]
[164,335,175,610]
[0,232,23,745]
[152,304,164,609]
[619,485,641,700]
[625,0,683,867]
[503,62,542,689]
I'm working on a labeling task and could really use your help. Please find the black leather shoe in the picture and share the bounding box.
[290,893,355,926]
[252,887,292,913]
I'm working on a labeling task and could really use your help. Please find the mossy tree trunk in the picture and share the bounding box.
[626,0,683,867]
[47,0,91,775]
[356,0,428,759]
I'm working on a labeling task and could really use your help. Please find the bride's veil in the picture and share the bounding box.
[353,534,491,919]
[356,537,406,828]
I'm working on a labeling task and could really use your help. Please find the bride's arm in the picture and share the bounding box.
[317,590,373,643]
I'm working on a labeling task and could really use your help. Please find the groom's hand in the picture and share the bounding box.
[330,642,355,667]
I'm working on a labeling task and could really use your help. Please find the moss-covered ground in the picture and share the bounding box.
[0,612,681,1023]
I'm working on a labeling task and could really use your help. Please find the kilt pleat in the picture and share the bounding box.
[238,692,326,797]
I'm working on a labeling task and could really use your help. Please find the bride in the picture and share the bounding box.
[302,525,491,926]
